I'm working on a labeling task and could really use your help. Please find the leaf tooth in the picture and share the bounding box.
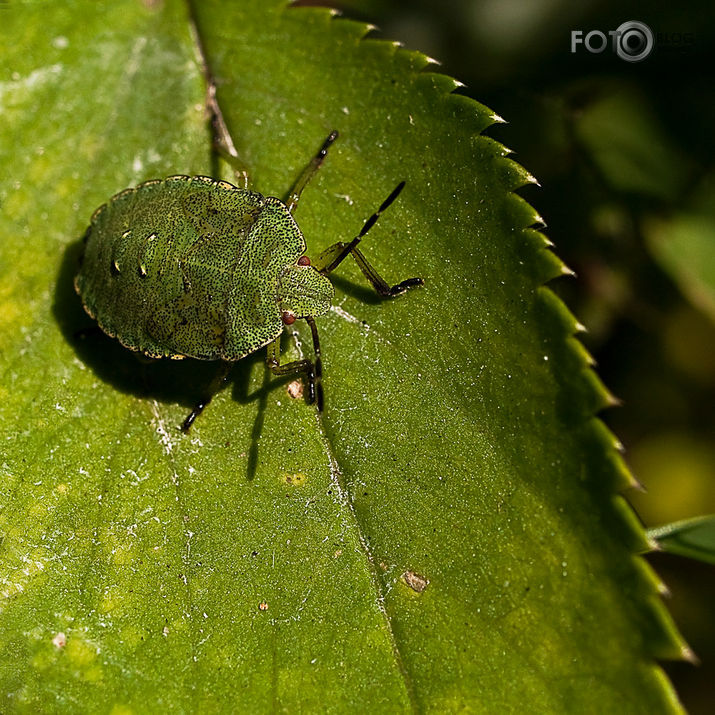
[681,645,699,665]
[531,213,546,228]
[647,534,664,554]
[559,263,577,278]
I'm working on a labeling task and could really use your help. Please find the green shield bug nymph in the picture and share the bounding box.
[74,131,423,431]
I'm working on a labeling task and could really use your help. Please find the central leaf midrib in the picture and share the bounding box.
[314,415,419,711]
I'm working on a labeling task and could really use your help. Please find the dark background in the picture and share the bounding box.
[303,0,715,710]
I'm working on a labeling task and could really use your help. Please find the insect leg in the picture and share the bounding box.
[214,143,251,189]
[313,182,424,296]
[206,77,250,189]
[286,131,339,214]
[181,361,233,432]
[266,318,324,411]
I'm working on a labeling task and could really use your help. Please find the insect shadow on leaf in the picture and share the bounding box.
[52,240,259,415]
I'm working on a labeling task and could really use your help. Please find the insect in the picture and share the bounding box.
[74,131,423,430]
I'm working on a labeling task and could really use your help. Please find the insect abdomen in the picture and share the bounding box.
[75,176,266,359]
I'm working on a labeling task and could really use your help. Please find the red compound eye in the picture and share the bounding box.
[281,312,296,325]
[297,255,311,266]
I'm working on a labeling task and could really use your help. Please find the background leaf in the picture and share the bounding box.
[0,0,685,711]
[648,517,715,567]
[645,175,715,325]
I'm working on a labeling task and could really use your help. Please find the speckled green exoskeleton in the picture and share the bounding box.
[75,131,422,431]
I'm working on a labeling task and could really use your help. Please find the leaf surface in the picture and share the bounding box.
[0,0,685,711]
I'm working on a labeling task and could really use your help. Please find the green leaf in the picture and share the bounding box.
[573,84,690,201]
[648,517,715,566]
[645,174,715,324]
[0,0,686,710]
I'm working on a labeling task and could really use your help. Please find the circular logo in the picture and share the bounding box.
[615,20,654,62]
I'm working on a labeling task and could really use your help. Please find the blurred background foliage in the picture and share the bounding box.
[302,0,715,711]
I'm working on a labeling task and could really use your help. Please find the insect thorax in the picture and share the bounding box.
[276,264,334,319]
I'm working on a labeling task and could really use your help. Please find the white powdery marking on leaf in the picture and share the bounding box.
[0,64,63,109]
[0,546,54,614]
[131,148,162,177]
[101,37,147,132]
[330,304,367,328]
[269,588,313,625]
[125,36,148,80]
[330,304,401,354]
[319,437,375,571]
[382,564,405,595]
[149,401,179,483]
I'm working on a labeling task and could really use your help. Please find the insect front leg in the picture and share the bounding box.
[313,182,424,297]
[286,131,338,213]
[206,79,251,189]
[214,143,251,189]
[266,317,324,411]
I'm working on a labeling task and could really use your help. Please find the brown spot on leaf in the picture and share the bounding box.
[287,380,303,399]
[402,570,429,593]
[283,472,306,487]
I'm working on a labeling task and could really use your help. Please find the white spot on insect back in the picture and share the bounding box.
[52,36,69,50]
[132,155,143,173]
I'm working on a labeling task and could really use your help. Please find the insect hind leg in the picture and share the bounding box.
[181,360,233,432]
[266,317,324,411]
